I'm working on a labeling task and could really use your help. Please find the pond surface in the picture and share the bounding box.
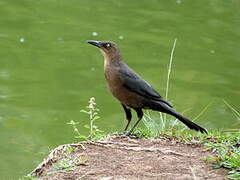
[0,0,239,178]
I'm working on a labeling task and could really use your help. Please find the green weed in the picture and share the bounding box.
[50,159,76,173]
[68,97,105,141]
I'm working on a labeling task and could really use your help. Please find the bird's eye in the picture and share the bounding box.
[105,43,111,48]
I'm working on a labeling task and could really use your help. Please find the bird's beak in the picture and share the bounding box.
[86,40,101,48]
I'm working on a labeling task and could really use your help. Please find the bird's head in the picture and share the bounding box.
[87,40,121,61]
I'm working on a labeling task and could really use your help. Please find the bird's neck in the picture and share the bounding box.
[103,53,123,70]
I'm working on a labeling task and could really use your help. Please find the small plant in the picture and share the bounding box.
[80,97,103,139]
[64,145,76,154]
[48,155,88,175]
[67,120,87,141]
[68,97,104,141]
[51,159,76,173]
[203,131,240,180]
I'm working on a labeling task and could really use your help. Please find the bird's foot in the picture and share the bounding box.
[119,132,140,138]
[123,132,131,136]
[118,132,130,136]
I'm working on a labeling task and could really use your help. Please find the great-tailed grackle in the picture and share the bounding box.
[87,40,207,135]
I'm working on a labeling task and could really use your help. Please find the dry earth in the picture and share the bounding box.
[31,135,227,180]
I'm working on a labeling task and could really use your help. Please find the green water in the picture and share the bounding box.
[0,0,239,178]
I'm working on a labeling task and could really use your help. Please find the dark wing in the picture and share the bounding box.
[119,63,173,108]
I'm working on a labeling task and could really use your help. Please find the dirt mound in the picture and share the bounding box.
[31,135,227,179]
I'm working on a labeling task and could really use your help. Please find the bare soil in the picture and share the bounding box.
[31,135,227,180]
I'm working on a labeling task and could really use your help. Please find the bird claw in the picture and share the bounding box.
[123,132,131,136]
[118,132,131,136]
[119,132,140,137]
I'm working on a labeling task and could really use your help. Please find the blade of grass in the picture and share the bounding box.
[165,38,177,101]
[164,38,177,121]
[222,99,240,119]
[193,101,213,121]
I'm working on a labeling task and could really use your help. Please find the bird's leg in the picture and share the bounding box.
[125,108,143,136]
[121,104,132,131]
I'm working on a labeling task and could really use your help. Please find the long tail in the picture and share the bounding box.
[151,101,208,134]
[168,109,208,133]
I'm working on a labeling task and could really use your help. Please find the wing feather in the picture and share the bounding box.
[119,63,173,108]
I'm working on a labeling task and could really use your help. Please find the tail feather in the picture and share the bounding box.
[170,111,208,134]
[151,101,208,134]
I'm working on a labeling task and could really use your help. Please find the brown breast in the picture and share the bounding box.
[104,61,145,108]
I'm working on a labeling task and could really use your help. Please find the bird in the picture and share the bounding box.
[87,40,207,135]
